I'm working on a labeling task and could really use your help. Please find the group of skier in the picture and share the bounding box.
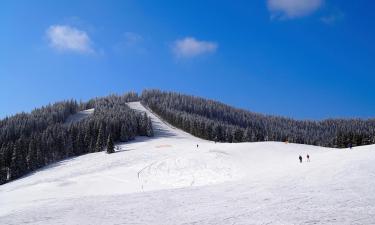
[299,154,310,163]
[298,143,355,163]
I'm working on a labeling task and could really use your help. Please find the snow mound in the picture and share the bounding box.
[138,151,241,190]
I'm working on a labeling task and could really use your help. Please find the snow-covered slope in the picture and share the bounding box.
[1,102,375,225]
[64,108,94,124]
[127,101,201,140]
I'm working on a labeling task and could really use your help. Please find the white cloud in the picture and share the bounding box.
[172,37,217,58]
[46,25,93,53]
[267,0,323,19]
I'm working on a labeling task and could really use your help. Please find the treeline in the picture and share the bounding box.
[0,92,153,185]
[141,89,375,148]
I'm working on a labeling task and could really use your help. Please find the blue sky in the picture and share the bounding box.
[1,0,374,120]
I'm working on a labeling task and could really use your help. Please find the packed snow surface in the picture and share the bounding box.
[1,102,375,224]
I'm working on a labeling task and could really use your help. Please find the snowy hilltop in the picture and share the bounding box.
[1,101,375,225]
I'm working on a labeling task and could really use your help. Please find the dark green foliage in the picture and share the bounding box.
[95,124,105,152]
[10,141,26,179]
[233,128,244,143]
[142,89,375,147]
[26,139,37,170]
[0,92,153,185]
[106,134,115,154]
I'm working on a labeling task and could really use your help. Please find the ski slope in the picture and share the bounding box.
[64,108,94,124]
[1,102,375,225]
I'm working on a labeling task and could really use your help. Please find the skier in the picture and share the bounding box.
[348,143,352,149]
[197,144,199,148]
[299,155,303,163]
[306,154,310,162]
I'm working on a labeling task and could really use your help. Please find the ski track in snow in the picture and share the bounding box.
[1,102,375,224]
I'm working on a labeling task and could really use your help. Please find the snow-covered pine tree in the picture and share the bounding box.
[95,124,105,152]
[106,134,115,154]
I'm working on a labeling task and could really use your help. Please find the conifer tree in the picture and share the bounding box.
[146,117,154,137]
[120,124,129,141]
[106,134,115,154]
[95,124,105,152]
[10,142,26,179]
[26,139,37,170]
[0,152,7,184]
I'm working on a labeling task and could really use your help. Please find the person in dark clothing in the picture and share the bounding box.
[306,154,310,162]
[348,143,352,149]
[299,155,303,163]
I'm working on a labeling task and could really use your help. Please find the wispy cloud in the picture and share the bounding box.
[172,37,217,58]
[123,32,143,46]
[46,25,93,54]
[321,9,344,25]
[113,32,147,55]
[267,0,324,19]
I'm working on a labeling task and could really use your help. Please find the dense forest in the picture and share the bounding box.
[0,92,153,185]
[141,90,375,148]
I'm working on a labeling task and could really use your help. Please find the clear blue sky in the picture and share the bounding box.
[1,0,374,120]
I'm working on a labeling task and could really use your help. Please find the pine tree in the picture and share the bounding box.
[36,145,44,169]
[106,134,115,154]
[0,151,7,184]
[244,128,252,142]
[234,128,244,143]
[64,134,74,157]
[10,141,26,179]
[95,124,105,152]
[142,113,149,135]
[75,130,85,155]
[26,139,37,170]
[146,117,153,137]
[120,124,129,141]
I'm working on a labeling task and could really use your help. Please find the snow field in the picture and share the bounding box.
[1,102,375,224]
